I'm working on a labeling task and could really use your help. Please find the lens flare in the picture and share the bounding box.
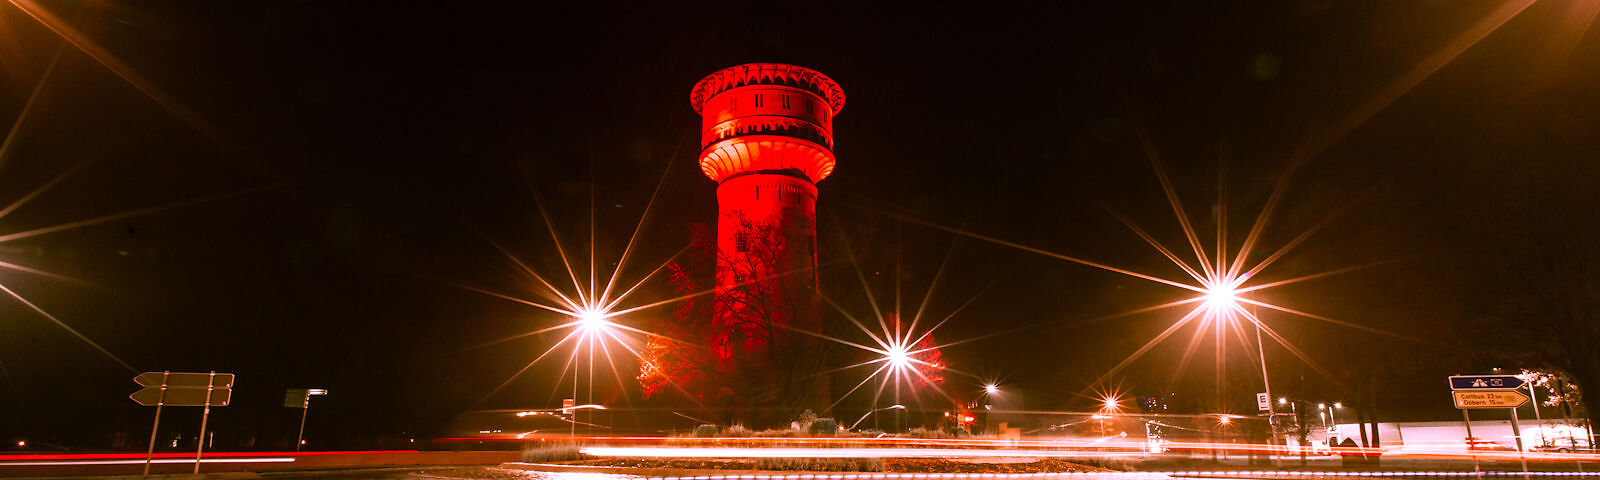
[885,344,912,371]
[456,159,711,410]
[576,309,610,336]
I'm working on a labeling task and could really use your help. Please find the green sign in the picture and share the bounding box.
[285,388,309,408]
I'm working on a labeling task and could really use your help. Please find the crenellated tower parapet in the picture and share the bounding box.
[690,63,844,184]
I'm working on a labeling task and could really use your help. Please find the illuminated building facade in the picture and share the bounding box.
[689,63,844,364]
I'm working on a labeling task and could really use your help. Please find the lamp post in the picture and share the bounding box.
[1280,397,1308,460]
[1100,396,1121,437]
[1253,307,1280,446]
[851,405,906,431]
[1329,403,1343,443]
[982,384,1000,435]
[294,388,328,452]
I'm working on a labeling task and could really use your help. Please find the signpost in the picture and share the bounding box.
[285,388,328,451]
[132,387,232,407]
[1450,375,1525,390]
[1450,373,1530,477]
[1452,390,1529,409]
[131,371,233,475]
[136,372,235,389]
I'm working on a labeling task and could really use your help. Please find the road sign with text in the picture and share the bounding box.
[1449,375,1524,390]
[1452,390,1529,409]
[1257,393,1270,411]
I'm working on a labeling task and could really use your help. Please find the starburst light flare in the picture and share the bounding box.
[459,160,714,409]
[791,235,994,419]
[848,0,1554,393]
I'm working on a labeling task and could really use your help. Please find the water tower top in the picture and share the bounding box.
[689,63,845,184]
[690,63,845,114]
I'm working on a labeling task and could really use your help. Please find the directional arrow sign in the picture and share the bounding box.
[1452,390,1528,409]
[130,386,232,407]
[1449,375,1525,390]
[134,372,234,389]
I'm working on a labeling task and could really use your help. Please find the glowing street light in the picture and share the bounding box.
[885,345,913,372]
[1202,282,1240,312]
[1328,403,1344,438]
[1103,396,1121,412]
[984,384,999,395]
[575,308,612,336]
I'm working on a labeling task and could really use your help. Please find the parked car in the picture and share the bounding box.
[1534,438,1593,453]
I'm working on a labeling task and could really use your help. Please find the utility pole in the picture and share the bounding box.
[1256,323,1276,443]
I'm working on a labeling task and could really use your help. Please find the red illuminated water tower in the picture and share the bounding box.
[690,63,844,362]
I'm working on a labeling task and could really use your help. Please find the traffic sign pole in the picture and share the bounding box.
[1464,409,1481,476]
[1527,382,1546,447]
[296,406,309,452]
[142,371,169,476]
[195,371,215,474]
[1512,407,1530,478]
[1256,325,1278,448]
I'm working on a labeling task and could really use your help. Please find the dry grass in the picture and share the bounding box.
[519,442,586,463]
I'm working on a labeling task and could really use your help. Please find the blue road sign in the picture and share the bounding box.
[1449,375,1525,390]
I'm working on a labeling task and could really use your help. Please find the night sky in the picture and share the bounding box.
[0,1,1596,449]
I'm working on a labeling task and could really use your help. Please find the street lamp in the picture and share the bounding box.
[1316,403,1331,441]
[1328,403,1343,441]
[850,404,907,431]
[985,384,999,395]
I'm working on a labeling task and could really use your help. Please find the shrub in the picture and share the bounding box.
[809,417,838,435]
[795,409,819,429]
[694,424,720,437]
[756,428,799,438]
[726,424,752,437]
[754,457,884,472]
